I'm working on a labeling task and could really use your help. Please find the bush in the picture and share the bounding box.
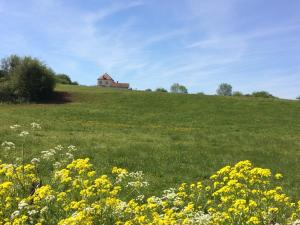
[145,88,152,92]
[233,91,243,96]
[170,83,188,94]
[197,92,205,95]
[155,87,168,92]
[0,55,56,102]
[252,91,276,99]
[55,74,78,85]
[217,83,232,96]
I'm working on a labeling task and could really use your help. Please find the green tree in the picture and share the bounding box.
[0,55,56,102]
[217,83,232,96]
[170,83,188,94]
[233,91,243,96]
[296,96,300,100]
[145,88,152,92]
[155,88,168,92]
[55,74,78,85]
[252,91,276,98]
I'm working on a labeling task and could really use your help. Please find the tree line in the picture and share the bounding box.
[147,82,295,100]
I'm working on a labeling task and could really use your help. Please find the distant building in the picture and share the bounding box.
[97,73,129,89]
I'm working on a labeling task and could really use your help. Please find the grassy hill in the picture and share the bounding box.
[1,85,300,198]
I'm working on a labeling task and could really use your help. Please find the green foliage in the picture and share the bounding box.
[55,74,78,85]
[233,91,243,96]
[155,87,168,92]
[197,92,205,95]
[170,83,188,94]
[145,88,152,92]
[217,83,232,96]
[0,55,56,102]
[296,96,300,100]
[252,91,276,99]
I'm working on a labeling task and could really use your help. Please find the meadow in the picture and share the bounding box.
[1,84,300,199]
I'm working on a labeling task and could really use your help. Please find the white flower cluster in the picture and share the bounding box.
[126,171,149,188]
[30,122,41,129]
[19,131,29,137]
[10,124,21,130]
[1,141,15,150]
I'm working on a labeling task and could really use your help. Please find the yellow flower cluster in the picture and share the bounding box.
[0,159,299,225]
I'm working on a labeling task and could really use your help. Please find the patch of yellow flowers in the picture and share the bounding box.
[1,158,300,224]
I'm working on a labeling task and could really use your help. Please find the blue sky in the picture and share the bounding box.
[0,0,299,99]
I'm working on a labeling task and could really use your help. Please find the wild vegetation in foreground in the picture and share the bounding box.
[1,124,300,224]
[0,85,300,201]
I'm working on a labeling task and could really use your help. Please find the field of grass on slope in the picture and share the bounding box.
[1,85,300,198]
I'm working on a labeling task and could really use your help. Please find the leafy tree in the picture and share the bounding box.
[155,88,168,92]
[233,91,243,96]
[296,96,300,100]
[55,74,78,85]
[252,91,276,99]
[217,83,232,96]
[197,92,205,95]
[170,83,188,94]
[0,55,56,102]
[145,88,152,92]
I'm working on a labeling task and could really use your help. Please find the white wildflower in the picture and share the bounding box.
[11,210,20,219]
[40,206,48,214]
[18,200,28,210]
[19,131,29,137]
[31,158,40,164]
[54,145,64,151]
[30,122,41,129]
[1,141,15,150]
[190,211,211,224]
[292,220,300,225]
[65,152,74,159]
[10,124,21,130]
[28,210,38,216]
[136,195,145,201]
[67,145,77,152]
[41,150,55,160]
[53,161,62,169]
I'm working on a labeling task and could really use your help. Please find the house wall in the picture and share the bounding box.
[98,79,114,87]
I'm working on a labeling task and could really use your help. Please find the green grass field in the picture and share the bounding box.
[1,85,300,198]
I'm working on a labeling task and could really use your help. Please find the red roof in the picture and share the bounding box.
[111,83,129,88]
[98,73,113,80]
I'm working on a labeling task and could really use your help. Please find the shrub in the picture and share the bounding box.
[232,91,243,96]
[55,74,78,85]
[170,83,188,94]
[217,83,232,96]
[252,91,276,99]
[0,55,56,102]
[155,87,168,92]
[145,88,152,92]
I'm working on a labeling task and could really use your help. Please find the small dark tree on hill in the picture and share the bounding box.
[55,74,78,85]
[252,91,276,99]
[0,55,56,102]
[233,91,243,96]
[170,83,188,94]
[217,83,232,96]
[155,88,168,92]
[296,96,300,100]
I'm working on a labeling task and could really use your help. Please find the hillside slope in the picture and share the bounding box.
[1,85,300,197]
